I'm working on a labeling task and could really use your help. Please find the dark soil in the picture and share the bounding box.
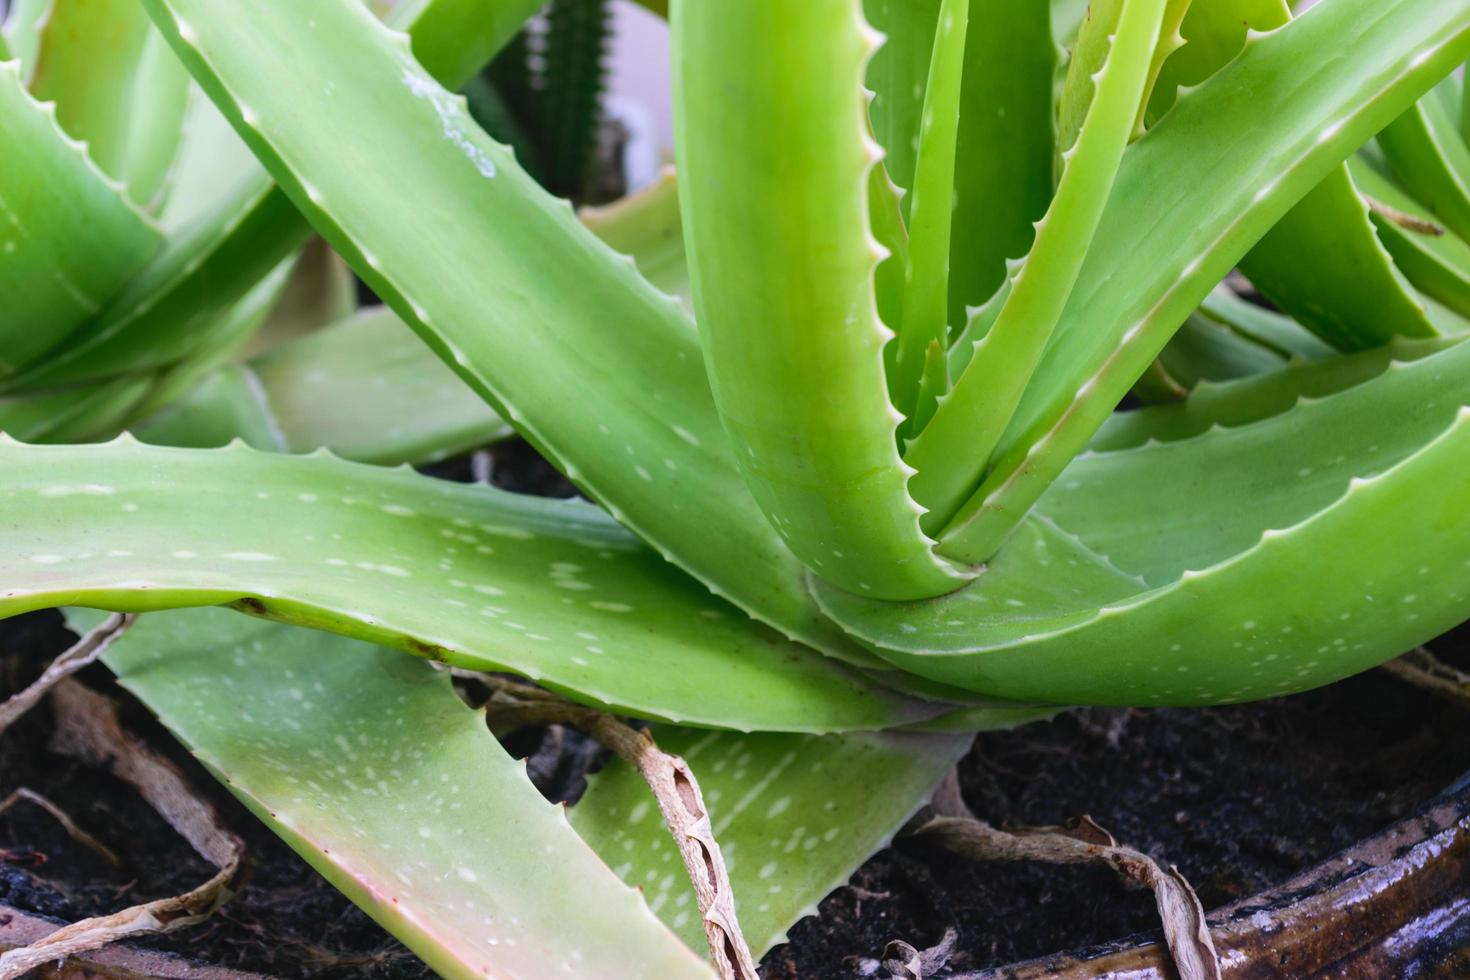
[2,439,1468,978]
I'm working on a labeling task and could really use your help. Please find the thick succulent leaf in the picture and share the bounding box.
[79,606,712,980]
[1352,151,1470,320]
[1379,96,1470,243]
[142,0,872,658]
[132,364,287,452]
[1,171,310,393]
[1041,340,1470,585]
[817,338,1470,705]
[1055,0,1124,155]
[572,727,972,956]
[1091,336,1459,452]
[904,0,1167,533]
[251,307,513,464]
[28,0,158,181]
[116,30,193,210]
[0,439,939,732]
[1156,0,1438,349]
[0,58,162,376]
[0,375,152,444]
[1197,286,1336,361]
[240,239,358,356]
[938,0,1470,562]
[947,0,1055,324]
[862,0,941,205]
[120,256,298,431]
[1154,313,1287,390]
[675,0,965,599]
[579,170,690,306]
[0,0,526,395]
[158,85,265,234]
[394,0,546,89]
[157,175,690,466]
[1242,165,1439,349]
[892,0,968,411]
[2,0,46,71]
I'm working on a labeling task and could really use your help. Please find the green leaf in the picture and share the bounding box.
[82,607,713,980]
[1352,150,1470,320]
[573,727,972,956]
[28,0,159,182]
[0,375,152,444]
[947,0,1055,324]
[1197,286,1336,361]
[395,0,546,88]
[904,0,1168,534]
[132,364,287,452]
[0,439,939,732]
[817,337,1470,705]
[862,0,940,207]
[120,255,297,430]
[1154,312,1287,390]
[1379,93,1470,244]
[891,0,968,414]
[674,0,966,599]
[0,58,163,377]
[1157,0,1439,349]
[578,170,690,306]
[250,307,513,464]
[2,0,47,72]
[937,0,1470,562]
[1241,164,1440,349]
[142,0,875,657]
[239,238,358,357]
[115,29,193,210]
[1091,335,1458,452]
[1,0,530,395]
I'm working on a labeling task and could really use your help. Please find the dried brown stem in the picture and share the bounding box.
[917,813,1221,980]
[0,614,134,736]
[1363,194,1444,235]
[488,686,758,980]
[0,681,243,979]
[1380,646,1470,710]
[0,788,121,867]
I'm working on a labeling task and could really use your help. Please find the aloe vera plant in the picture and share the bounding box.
[4,0,1470,975]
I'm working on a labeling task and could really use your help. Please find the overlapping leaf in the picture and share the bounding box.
[80,607,712,980]
[0,439,937,732]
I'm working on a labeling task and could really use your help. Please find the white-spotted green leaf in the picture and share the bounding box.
[0,439,939,732]
[76,606,713,980]
[139,0,885,656]
[817,337,1470,705]
[573,727,972,956]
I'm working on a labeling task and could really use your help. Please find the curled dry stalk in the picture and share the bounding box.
[0,680,243,980]
[1380,646,1470,710]
[483,677,758,980]
[0,788,122,867]
[0,613,134,736]
[915,771,1221,980]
